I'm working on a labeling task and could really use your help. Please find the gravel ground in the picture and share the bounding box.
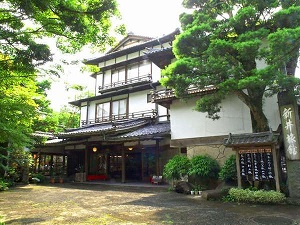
[0,182,300,225]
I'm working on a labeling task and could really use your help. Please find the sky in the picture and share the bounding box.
[47,0,184,111]
[46,0,300,111]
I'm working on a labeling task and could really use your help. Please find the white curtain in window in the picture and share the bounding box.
[139,62,151,76]
[128,64,138,80]
[103,73,111,86]
[97,102,110,119]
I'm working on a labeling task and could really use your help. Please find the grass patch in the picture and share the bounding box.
[0,215,5,225]
[225,188,286,204]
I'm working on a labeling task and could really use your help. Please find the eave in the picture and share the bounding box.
[223,131,280,148]
[69,82,160,107]
[84,29,180,65]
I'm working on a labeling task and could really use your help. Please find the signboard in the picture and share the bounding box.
[238,148,274,181]
[280,104,300,160]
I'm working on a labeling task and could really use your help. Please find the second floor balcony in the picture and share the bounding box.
[81,109,157,126]
[150,86,217,108]
[99,74,152,94]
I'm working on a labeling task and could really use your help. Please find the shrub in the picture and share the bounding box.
[189,155,220,179]
[228,188,286,204]
[31,173,46,183]
[219,154,237,182]
[0,179,8,191]
[163,155,191,181]
[0,215,5,225]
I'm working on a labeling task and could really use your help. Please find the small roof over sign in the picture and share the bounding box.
[224,131,280,147]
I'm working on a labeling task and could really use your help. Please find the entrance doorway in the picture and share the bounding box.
[126,152,142,180]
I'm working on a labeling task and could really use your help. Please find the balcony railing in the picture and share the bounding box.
[99,74,152,93]
[150,86,217,103]
[81,109,157,126]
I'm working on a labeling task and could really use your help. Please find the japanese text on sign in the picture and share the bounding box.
[282,107,299,158]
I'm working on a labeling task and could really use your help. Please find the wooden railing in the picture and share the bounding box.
[81,109,157,126]
[150,86,217,102]
[99,74,152,92]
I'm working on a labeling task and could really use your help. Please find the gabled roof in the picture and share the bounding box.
[224,131,280,147]
[84,28,180,65]
[107,33,153,54]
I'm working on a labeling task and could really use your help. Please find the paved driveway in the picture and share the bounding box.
[0,183,299,225]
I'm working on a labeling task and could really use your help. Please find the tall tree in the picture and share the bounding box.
[161,0,300,132]
[0,0,124,144]
[0,0,125,181]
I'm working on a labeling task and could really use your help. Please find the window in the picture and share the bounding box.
[112,99,127,119]
[128,61,151,80]
[103,73,111,87]
[97,102,110,120]
[139,62,151,76]
[128,64,139,80]
[96,99,127,121]
[112,68,125,84]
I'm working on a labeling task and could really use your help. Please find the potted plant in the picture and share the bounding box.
[58,167,65,183]
[75,165,86,182]
[50,170,55,184]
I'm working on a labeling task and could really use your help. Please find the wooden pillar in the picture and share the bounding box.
[62,149,66,173]
[141,147,144,181]
[84,148,88,181]
[235,150,242,188]
[155,140,159,175]
[121,146,126,183]
[37,151,41,173]
[272,145,281,192]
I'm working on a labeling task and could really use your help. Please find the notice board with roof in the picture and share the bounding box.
[224,131,281,191]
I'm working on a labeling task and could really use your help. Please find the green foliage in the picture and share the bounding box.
[219,154,237,182]
[0,179,8,191]
[0,215,5,225]
[162,1,300,132]
[188,155,220,180]
[31,173,46,183]
[163,155,191,180]
[227,188,286,204]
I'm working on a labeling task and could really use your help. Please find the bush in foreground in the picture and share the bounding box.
[227,188,286,204]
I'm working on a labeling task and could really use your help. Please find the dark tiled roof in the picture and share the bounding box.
[114,122,170,140]
[143,47,172,55]
[84,29,180,65]
[224,131,280,147]
[57,119,149,138]
[32,131,56,139]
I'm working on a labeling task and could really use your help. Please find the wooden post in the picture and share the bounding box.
[155,140,159,175]
[121,145,126,183]
[84,148,88,181]
[235,150,242,188]
[141,147,144,181]
[272,146,281,192]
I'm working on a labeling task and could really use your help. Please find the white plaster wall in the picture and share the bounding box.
[128,51,140,59]
[263,95,281,131]
[157,105,169,122]
[170,93,281,140]
[106,58,115,67]
[152,64,162,82]
[128,90,155,113]
[95,73,103,96]
[170,94,253,139]
[116,55,127,63]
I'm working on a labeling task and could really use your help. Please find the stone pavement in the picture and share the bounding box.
[78,181,300,225]
[0,182,299,225]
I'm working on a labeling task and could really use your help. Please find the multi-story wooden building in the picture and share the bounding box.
[33,28,286,190]
[33,29,181,182]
